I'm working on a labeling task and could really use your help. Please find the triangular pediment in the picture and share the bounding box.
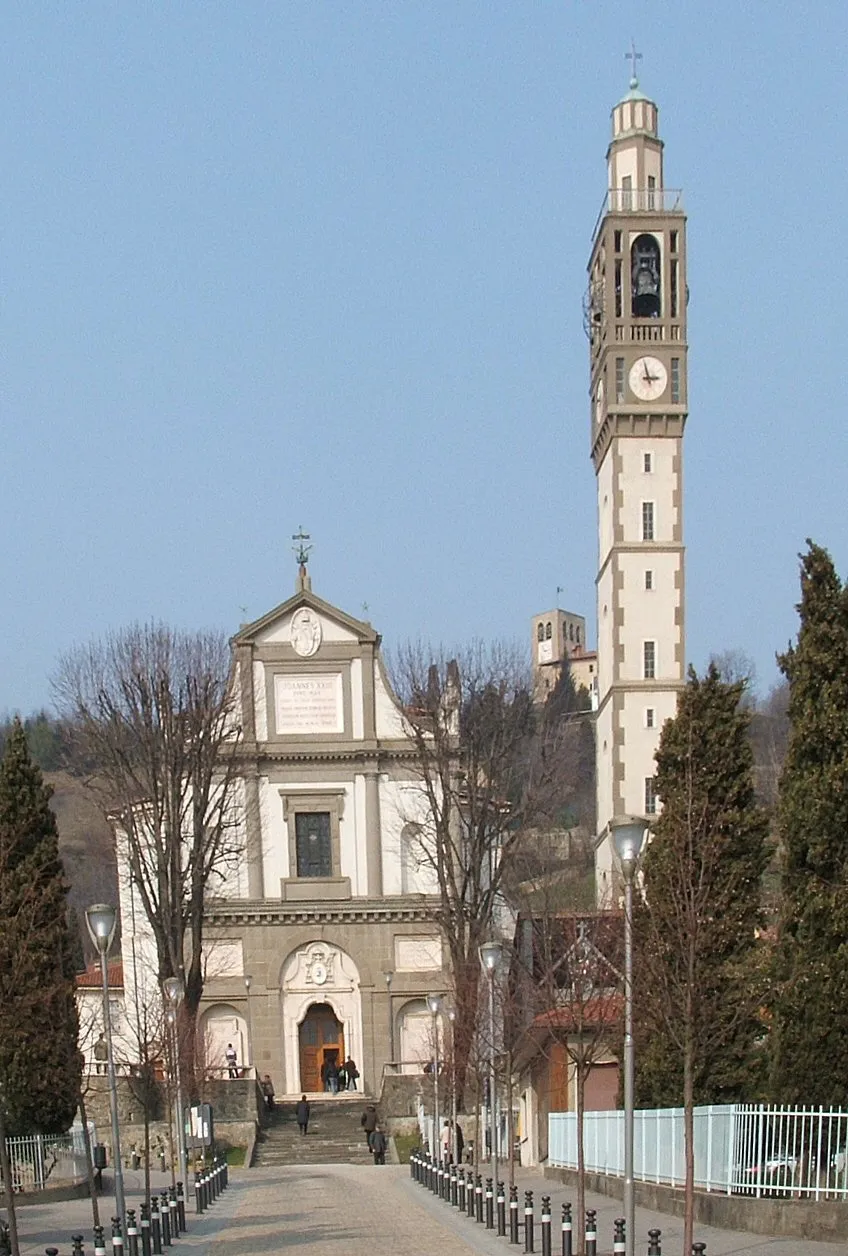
[232,587,379,649]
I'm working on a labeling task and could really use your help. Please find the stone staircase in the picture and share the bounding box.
[252,1095,378,1166]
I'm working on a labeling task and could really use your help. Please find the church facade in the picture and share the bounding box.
[119,566,447,1097]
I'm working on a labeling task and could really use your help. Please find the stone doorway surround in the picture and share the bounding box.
[281,941,363,1094]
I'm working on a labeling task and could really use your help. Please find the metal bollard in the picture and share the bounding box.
[111,1216,124,1256]
[150,1198,162,1256]
[71,1236,85,1256]
[93,1226,106,1256]
[509,1184,520,1244]
[647,1230,662,1256]
[139,1204,151,1256]
[440,1160,447,1201]
[497,1181,506,1237]
[692,1244,707,1256]
[176,1183,186,1233]
[613,1219,626,1256]
[450,1164,458,1207]
[475,1174,484,1224]
[585,1210,597,1256]
[410,1150,417,1180]
[524,1191,535,1253]
[194,1172,202,1216]
[561,1204,572,1256]
[159,1194,171,1248]
[486,1178,494,1230]
[467,1171,475,1219]
[541,1196,551,1256]
[126,1210,139,1256]
[168,1188,179,1239]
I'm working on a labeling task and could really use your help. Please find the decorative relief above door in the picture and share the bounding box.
[290,607,322,657]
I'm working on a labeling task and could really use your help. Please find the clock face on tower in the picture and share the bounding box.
[629,355,668,402]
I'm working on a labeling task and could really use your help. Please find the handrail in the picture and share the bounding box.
[592,188,684,239]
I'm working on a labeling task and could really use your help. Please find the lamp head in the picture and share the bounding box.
[85,903,117,955]
[163,976,185,1006]
[611,816,648,879]
[427,992,442,1016]
[479,939,503,974]
[383,969,393,987]
[244,974,252,992]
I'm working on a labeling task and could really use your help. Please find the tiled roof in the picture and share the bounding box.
[76,961,124,990]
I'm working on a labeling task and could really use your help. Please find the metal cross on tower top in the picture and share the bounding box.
[625,38,642,88]
[292,526,313,568]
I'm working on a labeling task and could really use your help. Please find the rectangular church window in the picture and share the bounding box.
[643,641,656,680]
[295,812,333,878]
[642,501,655,542]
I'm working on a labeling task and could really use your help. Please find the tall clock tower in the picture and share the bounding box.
[588,70,688,901]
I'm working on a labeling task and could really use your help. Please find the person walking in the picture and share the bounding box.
[261,1074,275,1112]
[370,1125,388,1165]
[344,1057,359,1090]
[225,1043,238,1079]
[360,1103,378,1145]
[323,1057,339,1094]
[296,1094,310,1136]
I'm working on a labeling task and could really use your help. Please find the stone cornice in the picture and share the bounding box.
[234,740,419,765]
[205,896,441,927]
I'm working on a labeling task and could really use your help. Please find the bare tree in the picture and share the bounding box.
[510,912,622,1246]
[391,641,572,1102]
[53,624,243,1091]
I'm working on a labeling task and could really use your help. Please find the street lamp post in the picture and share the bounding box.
[243,975,253,1077]
[479,940,503,1190]
[162,976,187,1189]
[427,993,442,1159]
[85,904,125,1225]
[447,1007,457,1164]
[383,971,394,1066]
[611,817,648,1256]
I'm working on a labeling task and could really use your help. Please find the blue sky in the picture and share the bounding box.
[3,2,847,713]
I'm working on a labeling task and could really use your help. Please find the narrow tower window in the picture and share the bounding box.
[614,260,622,318]
[670,230,678,254]
[537,623,544,642]
[647,175,656,210]
[545,622,552,640]
[645,707,655,728]
[643,641,656,679]
[614,230,622,254]
[670,259,679,318]
[631,234,661,318]
[643,452,653,473]
[645,777,658,815]
[671,358,681,403]
[645,569,654,590]
[642,501,655,542]
[615,357,625,401]
[621,175,633,211]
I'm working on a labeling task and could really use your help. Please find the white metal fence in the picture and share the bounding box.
[549,1105,848,1200]
[5,1132,88,1192]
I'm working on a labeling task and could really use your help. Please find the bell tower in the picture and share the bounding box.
[587,66,688,902]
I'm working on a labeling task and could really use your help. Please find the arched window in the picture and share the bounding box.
[569,624,574,642]
[576,626,581,644]
[545,622,552,640]
[537,623,544,642]
[631,234,661,317]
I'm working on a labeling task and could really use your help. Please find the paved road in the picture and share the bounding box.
[9,1164,846,1256]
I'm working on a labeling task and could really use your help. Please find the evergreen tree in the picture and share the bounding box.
[0,719,81,1134]
[769,542,848,1104]
[633,664,769,1108]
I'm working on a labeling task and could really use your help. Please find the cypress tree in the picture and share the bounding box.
[769,541,848,1104]
[633,664,769,1107]
[0,719,81,1133]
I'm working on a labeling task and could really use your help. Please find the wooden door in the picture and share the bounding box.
[299,1003,344,1092]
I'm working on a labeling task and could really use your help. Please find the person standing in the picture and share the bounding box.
[225,1043,238,1079]
[344,1057,359,1090]
[93,1033,108,1075]
[261,1075,275,1112]
[296,1095,310,1136]
[326,1057,339,1094]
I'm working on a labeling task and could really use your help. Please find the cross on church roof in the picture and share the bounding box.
[292,526,313,568]
[625,38,642,89]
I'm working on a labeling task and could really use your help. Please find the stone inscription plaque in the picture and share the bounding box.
[274,672,344,735]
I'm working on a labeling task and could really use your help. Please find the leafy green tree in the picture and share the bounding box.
[769,542,848,1104]
[632,665,768,1255]
[0,719,81,1135]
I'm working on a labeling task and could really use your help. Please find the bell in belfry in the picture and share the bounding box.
[631,233,661,317]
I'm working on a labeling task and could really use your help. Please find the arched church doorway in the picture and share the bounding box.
[298,1002,345,1093]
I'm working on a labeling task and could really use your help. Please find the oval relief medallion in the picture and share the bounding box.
[290,607,322,657]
